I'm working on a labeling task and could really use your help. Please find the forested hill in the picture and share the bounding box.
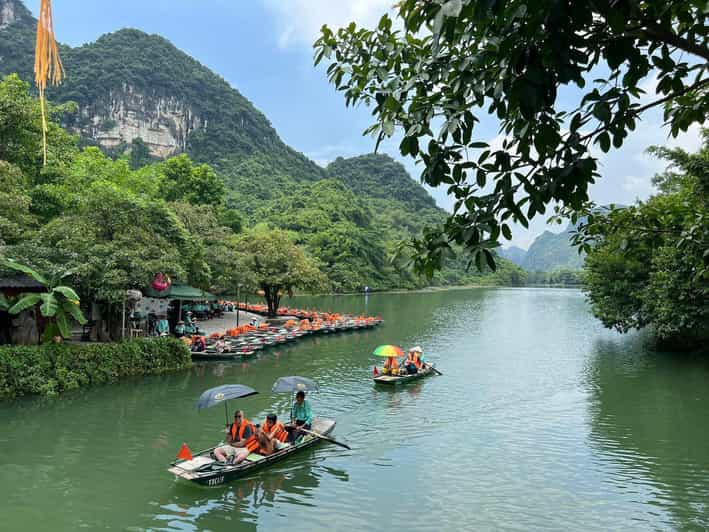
[0,0,324,181]
[499,224,585,272]
[0,0,527,291]
[328,155,437,211]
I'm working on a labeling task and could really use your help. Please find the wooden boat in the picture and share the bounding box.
[191,351,243,361]
[373,364,436,385]
[168,417,336,487]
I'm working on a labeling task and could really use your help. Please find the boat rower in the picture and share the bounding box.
[411,346,426,368]
[287,390,313,443]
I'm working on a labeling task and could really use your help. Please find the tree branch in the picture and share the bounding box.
[641,25,709,63]
[635,77,709,114]
[578,76,709,144]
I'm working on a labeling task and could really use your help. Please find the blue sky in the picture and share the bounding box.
[24,0,704,248]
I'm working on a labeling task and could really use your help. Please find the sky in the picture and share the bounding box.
[23,0,705,249]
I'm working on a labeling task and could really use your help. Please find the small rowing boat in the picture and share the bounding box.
[373,363,436,384]
[169,417,337,487]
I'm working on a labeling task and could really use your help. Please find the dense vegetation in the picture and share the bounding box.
[526,269,584,287]
[0,337,191,398]
[579,134,709,349]
[315,0,709,275]
[0,73,524,335]
[0,2,527,296]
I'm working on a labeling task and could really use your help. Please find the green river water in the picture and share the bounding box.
[1,288,708,531]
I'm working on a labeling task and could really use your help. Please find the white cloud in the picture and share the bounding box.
[262,0,395,48]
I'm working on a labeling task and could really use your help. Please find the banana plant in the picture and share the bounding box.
[0,293,12,312]
[3,259,87,342]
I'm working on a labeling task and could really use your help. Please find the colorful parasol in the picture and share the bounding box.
[372,345,404,357]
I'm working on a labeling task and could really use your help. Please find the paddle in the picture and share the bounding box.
[425,363,443,376]
[297,428,352,450]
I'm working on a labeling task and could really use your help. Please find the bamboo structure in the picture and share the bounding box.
[34,0,64,165]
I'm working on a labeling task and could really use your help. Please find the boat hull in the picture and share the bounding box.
[168,418,336,487]
[373,365,436,385]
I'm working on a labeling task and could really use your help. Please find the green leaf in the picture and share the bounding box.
[1,260,48,286]
[8,293,42,314]
[501,224,512,240]
[40,293,59,317]
[474,250,483,272]
[53,286,80,302]
[597,132,611,153]
[483,249,497,271]
[56,311,71,339]
[592,102,611,123]
[63,300,88,325]
[42,323,60,344]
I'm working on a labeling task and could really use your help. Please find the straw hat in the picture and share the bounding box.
[410,346,423,353]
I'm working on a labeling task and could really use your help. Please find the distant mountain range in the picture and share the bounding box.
[0,0,526,290]
[499,223,585,272]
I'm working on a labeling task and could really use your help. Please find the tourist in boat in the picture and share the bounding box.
[255,420,290,456]
[404,348,419,374]
[214,410,258,464]
[256,426,277,456]
[288,390,313,443]
[410,346,427,369]
[263,413,289,443]
[190,335,206,352]
[174,320,186,338]
[382,355,399,375]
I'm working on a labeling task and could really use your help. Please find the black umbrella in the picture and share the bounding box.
[196,384,258,425]
[271,376,320,393]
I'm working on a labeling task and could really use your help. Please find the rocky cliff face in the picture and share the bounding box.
[78,86,203,158]
[0,2,323,176]
[0,0,17,29]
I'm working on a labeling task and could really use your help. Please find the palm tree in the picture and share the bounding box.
[3,259,87,343]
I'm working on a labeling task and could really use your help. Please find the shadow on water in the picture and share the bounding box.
[585,335,709,530]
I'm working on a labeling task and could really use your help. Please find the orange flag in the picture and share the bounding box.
[176,443,193,461]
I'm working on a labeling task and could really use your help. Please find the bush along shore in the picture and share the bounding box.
[0,338,191,399]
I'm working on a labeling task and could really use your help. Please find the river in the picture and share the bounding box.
[1,288,707,531]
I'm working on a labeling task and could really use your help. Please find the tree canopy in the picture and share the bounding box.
[315,0,709,275]
[236,229,328,316]
[580,131,709,348]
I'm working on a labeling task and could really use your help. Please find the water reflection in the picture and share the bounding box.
[152,454,349,531]
[586,336,709,529]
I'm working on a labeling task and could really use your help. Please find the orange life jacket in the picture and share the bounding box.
[263,419,288,443]
[229,418,258,451]
[384,357,398,370]
[406,353,422,369]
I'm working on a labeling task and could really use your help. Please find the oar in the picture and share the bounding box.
[426,364,443,376]
[298,428,351,450]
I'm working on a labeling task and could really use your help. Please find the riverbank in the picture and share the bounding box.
[0,338,191,399]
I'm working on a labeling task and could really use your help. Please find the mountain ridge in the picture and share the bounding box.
[0,0,527,291]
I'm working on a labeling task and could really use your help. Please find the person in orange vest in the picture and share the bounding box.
[411,346,426,369]
[256,415,291,456]
[262,413,289,444]
[404,348,421,374]
[214,410,259,464]
[382,356,399,375]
